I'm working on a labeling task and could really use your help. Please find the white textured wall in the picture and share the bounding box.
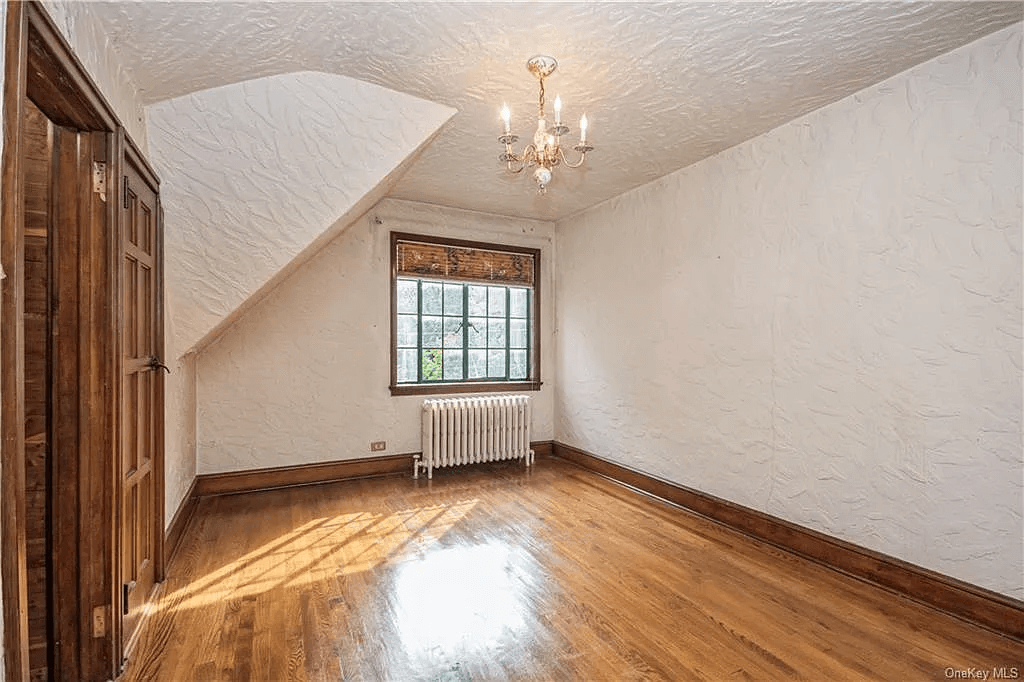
[147,72,454,518]
[163,353,196,530]
[554,24,1023,598]
[38,0,147,146]
[197,198,555,474]
[147,71,455,358]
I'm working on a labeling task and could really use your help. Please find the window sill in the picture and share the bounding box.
[389,380,542,397]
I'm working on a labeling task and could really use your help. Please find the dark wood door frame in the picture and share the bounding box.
[2,3,163,679]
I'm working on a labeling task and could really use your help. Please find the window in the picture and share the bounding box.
[390,233,540,395]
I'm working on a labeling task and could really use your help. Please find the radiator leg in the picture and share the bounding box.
[413,456,420,479]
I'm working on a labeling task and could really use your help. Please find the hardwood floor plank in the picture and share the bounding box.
[122,459,1024,681]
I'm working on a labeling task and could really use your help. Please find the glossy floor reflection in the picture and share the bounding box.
[123,459,1024,681]
[396,544,529,658]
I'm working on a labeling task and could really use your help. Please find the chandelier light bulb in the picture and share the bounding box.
[500,104,511,134]
[554,95,562,125]
[579,113,588,144]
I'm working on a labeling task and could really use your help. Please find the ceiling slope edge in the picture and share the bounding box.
[146,70,457,359]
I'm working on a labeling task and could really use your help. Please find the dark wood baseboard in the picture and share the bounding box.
[164,478,198,567]
[531,440,554,459]
[193,441,554,498]
[549,441,1024,642]
[195,453,416,497]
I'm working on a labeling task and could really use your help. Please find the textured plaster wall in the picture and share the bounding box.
[163,353,196,530]
[147,71,455,358]
[196,198,555,474]
[147,72,454,518]
[38,0,147,146]
[554,24,1023,598]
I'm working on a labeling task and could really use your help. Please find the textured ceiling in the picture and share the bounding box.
[90,2,1022,221]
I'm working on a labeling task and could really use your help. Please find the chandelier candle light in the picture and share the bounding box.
[498,55,593,194]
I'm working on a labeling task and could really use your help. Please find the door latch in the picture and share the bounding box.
[147,356,171,374]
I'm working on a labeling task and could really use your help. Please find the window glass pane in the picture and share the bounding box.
[443,317,463,348]
[509,350,528,379]
[422,281,442,315]
[397,314,418,347]
[443,283,463,316]
[468,286,487,316]
[468,318,486,348]
[397,349,418,383]
[510,319,528,349]
[468,349,487,379]
[488,349,506,378]
[443,350,464,380]
[509,288,528,318]
[422,316,442,348]
[488,319,506,348]
[422,349,443,381]
[488,286,506,317]
[397,279,418,314]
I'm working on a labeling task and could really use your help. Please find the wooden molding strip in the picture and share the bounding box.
[193,442,555,498]
[164,478,198,566]
[195,453,415,497]
[549,441,1024,641]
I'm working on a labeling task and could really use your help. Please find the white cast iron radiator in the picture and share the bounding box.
[417,395,534,479]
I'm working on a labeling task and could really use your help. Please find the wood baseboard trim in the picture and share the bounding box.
[194,441,553,498]
[550,441,1024,641]
[195,453,415,497]
[164,478,198,567]
[531,440,554,459]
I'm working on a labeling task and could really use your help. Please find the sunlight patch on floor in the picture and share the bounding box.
[162,499,479,613]
[394,543,529,660]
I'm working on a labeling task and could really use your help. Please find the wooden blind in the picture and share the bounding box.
[396,239,535,286]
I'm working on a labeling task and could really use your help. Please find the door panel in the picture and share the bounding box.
[121,162,161,649]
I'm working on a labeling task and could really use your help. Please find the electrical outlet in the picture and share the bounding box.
[370,441,387,452]
[92,605,106,637]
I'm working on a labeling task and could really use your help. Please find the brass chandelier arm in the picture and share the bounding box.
[556,146,588,169]
[499,143,539,173]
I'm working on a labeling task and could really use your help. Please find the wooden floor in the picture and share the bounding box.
[122,457,1023,681]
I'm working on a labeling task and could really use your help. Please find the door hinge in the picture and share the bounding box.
[92,604,107,637]
[123,175,130,209]
[92,162,107,202]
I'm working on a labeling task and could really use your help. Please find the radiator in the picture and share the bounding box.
[417,395,534,479]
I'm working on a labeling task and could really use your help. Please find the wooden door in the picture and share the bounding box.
[120,160,163,650]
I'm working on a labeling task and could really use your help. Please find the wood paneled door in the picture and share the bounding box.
[120,154,165,653]
[4,4,166,679]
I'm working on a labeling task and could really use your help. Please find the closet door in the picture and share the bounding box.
[120,159,163,651]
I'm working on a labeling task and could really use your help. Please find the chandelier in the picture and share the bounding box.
[497,55,593,194]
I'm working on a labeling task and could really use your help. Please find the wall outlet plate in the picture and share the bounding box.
[370,441,386,452]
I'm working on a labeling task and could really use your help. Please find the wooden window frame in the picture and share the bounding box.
[389,232,542,396]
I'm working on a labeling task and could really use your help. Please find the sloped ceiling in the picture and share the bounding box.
[93,2,1022,221]
[148,72,455,354]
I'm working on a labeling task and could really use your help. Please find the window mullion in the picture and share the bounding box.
[505,287,511,381]
[462,283,469,381]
